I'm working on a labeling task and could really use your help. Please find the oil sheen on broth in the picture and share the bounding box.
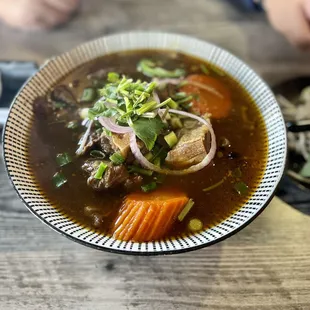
[29,50,267,241]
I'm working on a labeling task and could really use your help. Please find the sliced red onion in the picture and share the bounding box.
[129,109,216,175]
[98,117,133,134]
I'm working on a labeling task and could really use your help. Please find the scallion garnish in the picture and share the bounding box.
[137,59,185,78]
[188,218,203,232]
[94,162,108,180]
[203,179,225,192]
[141,182,157,192]
[80,88,97,102]
[164,131,178,148]
[178,199,195,221]
[128,165,153,176]
[234,181,249,195]
[56,153,72,167]
[90,150,105,159]
[53,172,67,188]
[107,72,120,83]
[200,64,210,75]
[109,152,125,165]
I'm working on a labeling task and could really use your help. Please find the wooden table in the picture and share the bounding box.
[1,1,310,309]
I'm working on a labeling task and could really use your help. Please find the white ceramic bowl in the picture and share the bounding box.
[2,32,287,255]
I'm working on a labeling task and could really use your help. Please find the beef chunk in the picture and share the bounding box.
[111,133,131,158]
[100,134,118,155]
[82,160,129,191]
[165,120,209,168]
[124,174,143,191]
[50,85,76,106]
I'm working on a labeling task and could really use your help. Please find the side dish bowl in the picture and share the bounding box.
[2,32,287,255]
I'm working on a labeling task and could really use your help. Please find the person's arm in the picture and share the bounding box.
[264,0,310,50]
[0,0,79,31]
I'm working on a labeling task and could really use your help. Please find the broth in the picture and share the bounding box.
[29,50,267,241]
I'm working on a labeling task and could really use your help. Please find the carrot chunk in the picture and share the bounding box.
[181,74,232,119]
[111,190,189,242]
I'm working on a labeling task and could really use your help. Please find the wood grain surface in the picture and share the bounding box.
[1,1,310,309]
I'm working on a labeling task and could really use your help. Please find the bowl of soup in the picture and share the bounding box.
[2,32,287,254]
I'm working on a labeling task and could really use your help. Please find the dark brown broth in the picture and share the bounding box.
[29,50,267,239]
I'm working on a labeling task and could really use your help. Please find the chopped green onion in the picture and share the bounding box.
[164,131,178,148]
[170,117,183,129]
[178,199,195,221]
[137,59,185,78]
[188,218,203,232]
[141,182,157,192]
[66,121,78,129]
[128,165,153,176]
[145,152,153,161]
[80,88,97,102]
[173,92,187,100]
[109,152,125,165]
[103,128,112,136]
[153,157,161,167]
[203,179,225,192]
[107,72,120,83]
[212,66,226,77]
[136,100,157,115]
[176,96,193,105]
[234,181,249,195]
[79,108,89,119]
[94,162,108,180]
[56,153,72,167]
[200,64,210,75]
[167,99,178,109]
[90,150,105,159]
[233,167,242,178]
[53,172,67,188]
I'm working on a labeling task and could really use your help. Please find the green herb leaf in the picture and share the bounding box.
[56,153,72,167]
[53,172,67,188]
[131,116,164,151]
[234,181,249,195]
[137,59,185,78]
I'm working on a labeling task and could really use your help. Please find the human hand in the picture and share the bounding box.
[264,0,310,49]
[0,0,80,31]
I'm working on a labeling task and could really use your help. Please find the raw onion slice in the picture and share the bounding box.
[98,117,133,134]
[129,109,216,175]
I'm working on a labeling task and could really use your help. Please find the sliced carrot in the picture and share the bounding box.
[111,190,189,242]
[180,74,232,119]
